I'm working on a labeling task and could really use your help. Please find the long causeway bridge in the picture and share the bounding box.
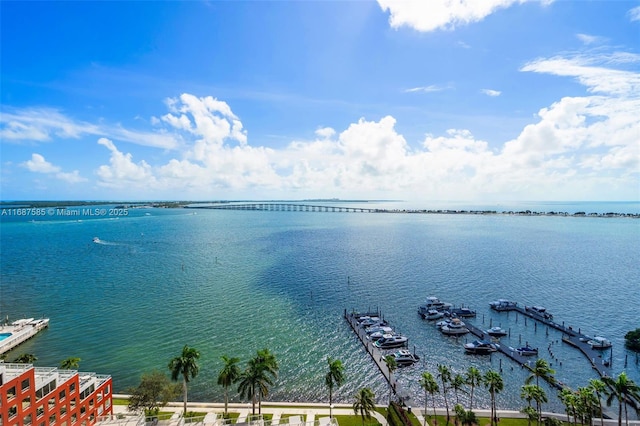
[188,203,380,213]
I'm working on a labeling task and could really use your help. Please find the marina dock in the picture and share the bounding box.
[0,317,50,355]
[489,303,612,378]
[344,310,413,404]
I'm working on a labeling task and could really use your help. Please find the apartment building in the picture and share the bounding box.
[0,362,112,426]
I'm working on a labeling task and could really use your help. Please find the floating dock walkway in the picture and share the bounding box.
[0,317,49,355]
[489,303,612,378]
[344,310,413,404]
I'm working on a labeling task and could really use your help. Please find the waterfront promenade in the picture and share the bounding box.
[107,398,640,426]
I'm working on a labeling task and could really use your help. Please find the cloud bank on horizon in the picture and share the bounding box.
[1,1,638,202]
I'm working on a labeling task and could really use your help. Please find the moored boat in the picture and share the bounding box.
[486,326,508,337]
[440,318,469,336]
[511,345,539,356]
[390,349,420,366]
[418,296,452,317]
[464,340,497,354]
[587,336,612,349]
[374,333,409,349]
[420,309,444,320]
[489,299,517,311]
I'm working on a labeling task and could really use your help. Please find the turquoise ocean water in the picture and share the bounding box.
[1,201,639,413]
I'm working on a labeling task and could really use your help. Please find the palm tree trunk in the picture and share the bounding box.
[183,378,188,415]
[329,387,333,418]
[469,386,474,411]
[224,388,229,415]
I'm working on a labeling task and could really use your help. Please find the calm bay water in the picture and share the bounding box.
[1,202,639,413]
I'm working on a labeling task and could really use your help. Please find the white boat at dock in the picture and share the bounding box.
[464,340,497,354]
[587,336,612,349]
[489,299,517,310]
[511,345,539,356]
[390,349,420,366]
[373,333,409,349]
[440,318,469,336]
[418,296,452,316]
[420,309,444,320]
[486,326,508,337]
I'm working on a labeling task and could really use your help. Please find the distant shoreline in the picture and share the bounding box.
[1,200,637,218]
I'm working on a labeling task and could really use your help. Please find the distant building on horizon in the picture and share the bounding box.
[0,362,112,426]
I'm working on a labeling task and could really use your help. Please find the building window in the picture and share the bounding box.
[105,399,111,409]
[48,397,56,410]
[69,383,76,394]
[80,405,86,415]
[49,412,56,425]
[24,413,33,425]
[9,405,17,418]
[71,413,77,424]
[37,405,45,417]
[37,380,57,399]
[60,404,67,416]
[97,392,103,401]
[59,389,66,401]
[7,385,16,399]
[89,399,94,407]
[22,377,31,391]
[23,395,32,409]
[104,384,110,394]
[70,398,76,408]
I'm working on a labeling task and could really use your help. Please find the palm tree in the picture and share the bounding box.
[254,348,278,414]
[325,357,345,419]
[353,388,376,426]
[589,378,607,426]
[60,357,81,369]
[420,372,439,426]
[526,358,555,387]
[168,345,201,416]
[465,366,482,411]
[451,374,466,406]
[521,384,537,426]
[437,364,452,424]
[217,355,241,416]
[13,353,37,363]
[576,386,597,426]
[531,385,548,426]
[558,388,577,426]
[603,372,640,426]
[484,370,504,426]
[238,349,279,415]
[384,355,398,403]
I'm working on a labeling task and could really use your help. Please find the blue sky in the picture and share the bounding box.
[1,0,639,202]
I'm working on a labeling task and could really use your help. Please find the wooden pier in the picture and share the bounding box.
[344,310,413,404]
[0,317,49,355]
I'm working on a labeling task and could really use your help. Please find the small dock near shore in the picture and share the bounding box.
[344,310,413,404]
[0,317,49,355]
[489,303,612,378]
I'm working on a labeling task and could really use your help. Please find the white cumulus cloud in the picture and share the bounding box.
[377,0,553,32]
[21,153,87,183]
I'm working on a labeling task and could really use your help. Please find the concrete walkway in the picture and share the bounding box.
[110,396,640,426]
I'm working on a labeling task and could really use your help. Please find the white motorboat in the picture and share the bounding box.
[464,340,497,354]
[440,318,469,336]
[486,326,508,337]
[418,296,452,316]
[374,333,409,349]
[365,325,393,335]
[93,237,100,243]
[367,327,395,341]
[511,345,539,356]
[390,349,420,366]
[420,309,444,320]
[489,299,517,311]
[435,319,451,329]
[587,336,612,349]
